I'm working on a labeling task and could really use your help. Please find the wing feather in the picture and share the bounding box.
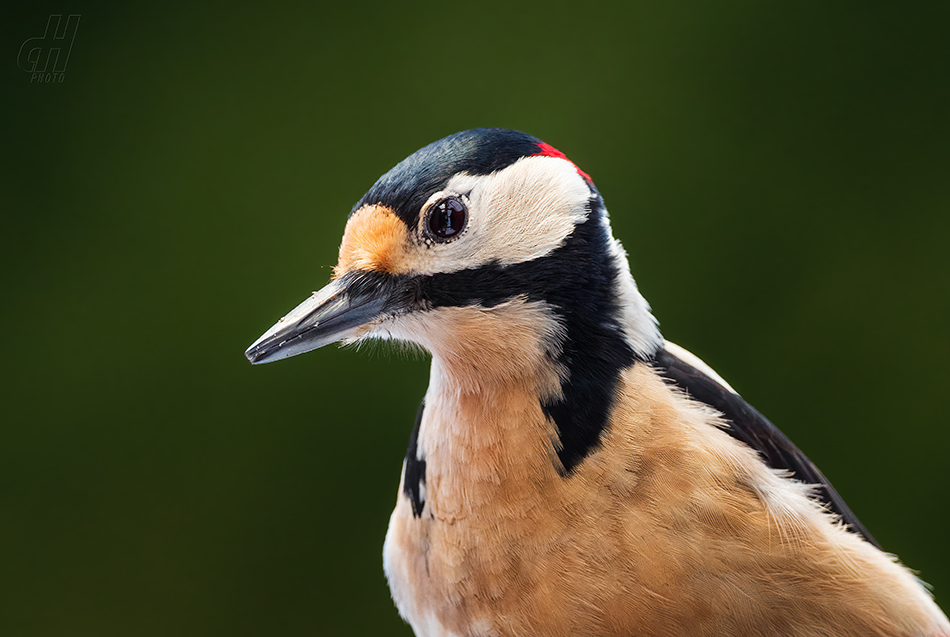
[652,345,880,549]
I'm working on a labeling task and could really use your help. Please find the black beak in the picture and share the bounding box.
[245,272,401,365]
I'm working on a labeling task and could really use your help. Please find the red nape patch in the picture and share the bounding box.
[532,141,593,184]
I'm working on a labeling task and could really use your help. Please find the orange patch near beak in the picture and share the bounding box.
[333,204,412,278]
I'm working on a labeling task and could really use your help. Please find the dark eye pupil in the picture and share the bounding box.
[429,197,467,239]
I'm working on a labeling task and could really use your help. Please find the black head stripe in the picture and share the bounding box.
[354,129,544,228]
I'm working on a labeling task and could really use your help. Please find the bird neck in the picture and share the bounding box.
[407,209,663,482]
[416,285,659,492]
[419,351,566,519]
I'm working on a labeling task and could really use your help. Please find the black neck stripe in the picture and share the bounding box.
[417,202,638,474]
[403,400,426,518]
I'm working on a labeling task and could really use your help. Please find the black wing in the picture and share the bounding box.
[652,347,880,549]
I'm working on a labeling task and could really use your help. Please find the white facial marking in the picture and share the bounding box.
[407,155,592,275]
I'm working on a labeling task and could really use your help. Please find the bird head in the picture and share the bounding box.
[245,129,661,397]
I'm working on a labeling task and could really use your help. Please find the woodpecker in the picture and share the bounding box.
[245,128,949,637]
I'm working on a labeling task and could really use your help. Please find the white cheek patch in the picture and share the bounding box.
[409,155,593,275]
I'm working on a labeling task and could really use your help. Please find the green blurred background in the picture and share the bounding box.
[2,3,949,635]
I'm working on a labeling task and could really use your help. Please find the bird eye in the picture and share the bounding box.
[427,197,467,241]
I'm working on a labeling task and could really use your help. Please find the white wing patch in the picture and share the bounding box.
[663,340,737,394]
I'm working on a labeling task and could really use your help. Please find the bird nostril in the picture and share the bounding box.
[428,197,467,240]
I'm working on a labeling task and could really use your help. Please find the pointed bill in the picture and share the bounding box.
[244,277,389,365]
